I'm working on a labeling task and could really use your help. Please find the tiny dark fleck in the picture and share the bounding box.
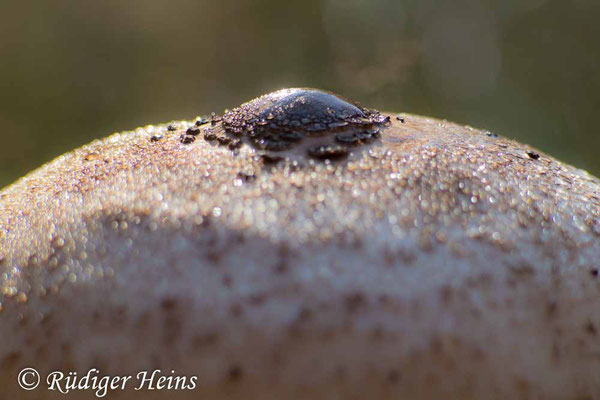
[195,118,209,126]
[160,297,178,310]
[439,285,453,304]
[274,261,288,274]
[509,264,535,278]
[296,306,313,321]
[387,370,400,384]
[237,171,256,182]
[206,248,222,264]
[515,378,530,394]
[369,325,384,341]
[590,268,599,278]
[345,292,366,313]
[378,294,391,306]
[1,351,21,368]
[249,293,266,306]
[227,365,243,382]
[180,134,196,144]
[230,303,243,317]
[552,343,561,362]
[484,131,498,138]
[546,302,558,318]
[186,127,201,136]
[585,321,597,335]
[150,134,163,142]
[261,154,284,164]
[334,366,346,382]
[396,115,405,123]
[192,332,218,348]
[526,150,540,160]
[167,124,176,131]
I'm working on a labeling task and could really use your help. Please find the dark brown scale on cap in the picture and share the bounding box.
[179,134,196,144]
[186,127,201,136]
[204,88,390,160]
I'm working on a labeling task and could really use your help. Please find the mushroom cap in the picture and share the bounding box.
[1,98,600,399]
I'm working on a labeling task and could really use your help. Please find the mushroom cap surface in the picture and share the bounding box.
[1,91,600,399]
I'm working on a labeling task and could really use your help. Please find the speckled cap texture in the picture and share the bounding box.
[1,89,599,399]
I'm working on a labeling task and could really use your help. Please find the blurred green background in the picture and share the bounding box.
[1,0,599,188]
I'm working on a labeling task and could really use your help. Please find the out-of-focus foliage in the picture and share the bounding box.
[1,0,599,187]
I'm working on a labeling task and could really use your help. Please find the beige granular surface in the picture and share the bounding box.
[1,107,599,399]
